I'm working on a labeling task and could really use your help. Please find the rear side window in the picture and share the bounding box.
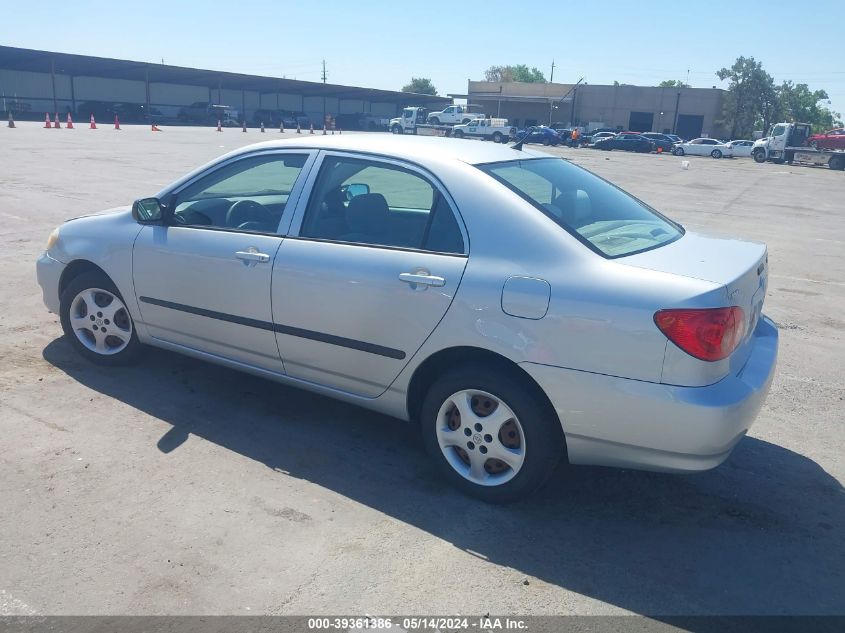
[300,156,464,254]
[479,158,682,258]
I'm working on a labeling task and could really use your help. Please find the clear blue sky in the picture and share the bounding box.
[4,0,844,115]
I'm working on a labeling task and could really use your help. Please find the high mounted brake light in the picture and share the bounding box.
[654,307,746,362]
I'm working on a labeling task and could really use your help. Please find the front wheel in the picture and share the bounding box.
[492,131,503,143]
[753,149,767,163]
[391,124,401,134]
[711,149,722,159]
[59,270,142,365]
[429,117,440,125]
[542,137,550,146]
[673,147,685,156]
[420,366,563,503]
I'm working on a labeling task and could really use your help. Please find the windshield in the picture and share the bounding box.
[478,158,683,258]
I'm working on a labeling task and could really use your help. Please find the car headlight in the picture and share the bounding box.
[46,227,60,251]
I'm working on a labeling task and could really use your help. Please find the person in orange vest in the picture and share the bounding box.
[570,127,581,147]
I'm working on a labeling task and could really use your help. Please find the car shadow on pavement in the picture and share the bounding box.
[43,338,844,616]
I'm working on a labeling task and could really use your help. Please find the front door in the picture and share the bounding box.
[133,150,315,372]
[271,152,469,397]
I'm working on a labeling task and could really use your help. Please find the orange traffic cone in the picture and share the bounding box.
[89,114,97,129]
[44,113,52,128]
[54,113,61,129]
[260,121,265,133]
[114,115,121,130]
[309,123,314,134]
[296,122,301,134]
[216,119,222,132]
[279,121,284,133]
[242,120,247,133]
[66,112,74,129]
[8,111,15,128]
[151,123,161,131]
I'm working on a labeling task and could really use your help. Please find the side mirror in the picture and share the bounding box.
[342,183,370,201]
[132,197,164,224]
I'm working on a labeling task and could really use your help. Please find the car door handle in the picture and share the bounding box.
[399,272,446,287]
[235,250,270,263]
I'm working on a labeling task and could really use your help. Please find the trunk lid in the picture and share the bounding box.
[621,231,769,346]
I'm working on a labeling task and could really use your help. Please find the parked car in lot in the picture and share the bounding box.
[593,133,656,153]
[37,135,777,503]
[807,128,845,150]
[725,140,755,157]
[514,126,561,146]
[587,131,617,145]
[673,138,733,158]
[639,132,677,152]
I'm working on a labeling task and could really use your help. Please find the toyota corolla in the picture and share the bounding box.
[37,135,778,503]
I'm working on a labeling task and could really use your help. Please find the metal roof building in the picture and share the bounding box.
[0,45,449,127]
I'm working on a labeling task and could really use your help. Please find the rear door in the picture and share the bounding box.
[271,152,469,397]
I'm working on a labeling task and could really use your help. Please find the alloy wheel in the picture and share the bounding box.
[68,288,133,355]
[435,389,526,486]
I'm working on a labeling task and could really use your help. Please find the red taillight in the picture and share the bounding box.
[654,307,746,362]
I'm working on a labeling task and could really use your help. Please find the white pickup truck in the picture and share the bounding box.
[426,104,486,125]
[451,118,515,143]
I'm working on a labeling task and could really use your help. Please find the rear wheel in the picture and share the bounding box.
[542,137,550,146]
[711,149,723,159]
[429,117,440,125]
[59,270,142,366]
[492,131,503,143]
[453,129,464,139]
[421,365,563,503]
[829,155,845,170]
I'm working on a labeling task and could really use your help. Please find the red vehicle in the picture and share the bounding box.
[808,128,845,150]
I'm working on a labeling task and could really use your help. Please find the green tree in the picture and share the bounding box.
[777,81,842,132]
[658,80,690,88]
[401,77,437,95]
[484,65,546,83]
[716,56,776,138]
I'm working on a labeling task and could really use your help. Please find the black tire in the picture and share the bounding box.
[461,118,472,124]
[429,117,440,125]
[59,270,142,366]
[453,130,464,139]
[753,148,767,163]
[542,137,550,146]
[673,146,685,156]
[830,155,845,170]
[711,149,722,159]
[420,365,564,503]
[492,131,503,143]
[391,124,401,134]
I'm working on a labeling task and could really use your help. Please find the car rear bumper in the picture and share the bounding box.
[36,252,65,314]
[520,316,778,473]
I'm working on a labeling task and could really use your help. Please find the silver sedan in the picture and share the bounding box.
[36,135,778,503]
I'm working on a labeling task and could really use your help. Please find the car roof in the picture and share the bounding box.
[223,134,550,168]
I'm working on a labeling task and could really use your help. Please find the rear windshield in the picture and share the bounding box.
[478,158,683,258]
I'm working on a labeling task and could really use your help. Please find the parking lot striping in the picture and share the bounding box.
[770,274,845,287]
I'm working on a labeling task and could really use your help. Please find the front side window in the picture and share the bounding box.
[771,125,786,137]
[171,154,308,232]
[300,156,464,254]
[479,158,682,258]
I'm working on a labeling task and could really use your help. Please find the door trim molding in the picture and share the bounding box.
[138,296,406,360]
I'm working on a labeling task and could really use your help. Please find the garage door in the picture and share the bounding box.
[676,114,704,139]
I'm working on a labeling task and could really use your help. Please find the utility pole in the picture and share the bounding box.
[550,60,555,84]
[321,60,327,84]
